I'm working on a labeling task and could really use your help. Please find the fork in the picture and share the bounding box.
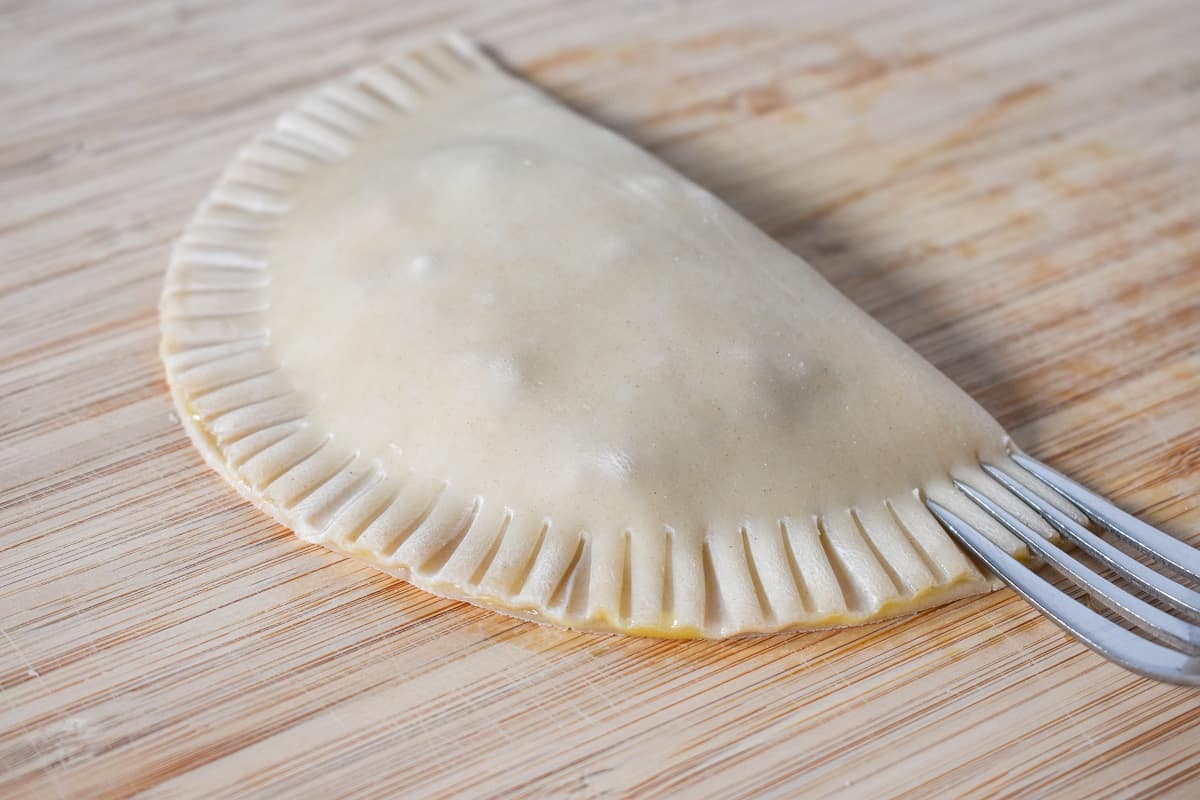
[925,452,1200,686]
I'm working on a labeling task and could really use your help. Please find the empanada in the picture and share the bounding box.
[161,35,1051,637]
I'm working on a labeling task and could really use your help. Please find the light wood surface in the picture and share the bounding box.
[3,1,1199,797]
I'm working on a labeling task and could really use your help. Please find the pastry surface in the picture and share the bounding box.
[161,36,1034,637]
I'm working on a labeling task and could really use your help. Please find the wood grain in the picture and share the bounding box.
[2,0,1199,797]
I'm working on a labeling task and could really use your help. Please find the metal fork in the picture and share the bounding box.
[926,452,1200,686]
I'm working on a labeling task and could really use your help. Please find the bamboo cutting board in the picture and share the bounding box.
[2,0,1199,797]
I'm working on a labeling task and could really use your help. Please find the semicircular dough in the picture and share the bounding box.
[162,35,1033,637]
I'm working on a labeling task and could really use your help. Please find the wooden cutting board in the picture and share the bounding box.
[3,1,1199,797]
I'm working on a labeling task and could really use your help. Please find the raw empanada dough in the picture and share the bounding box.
[162,35,1040,637]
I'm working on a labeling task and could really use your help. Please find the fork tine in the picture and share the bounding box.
[1012,453,1200,582]
[984,464,1200,623]
[954,480,1200,655]
[1003,456,1091,526]
[926,499,1200,686]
